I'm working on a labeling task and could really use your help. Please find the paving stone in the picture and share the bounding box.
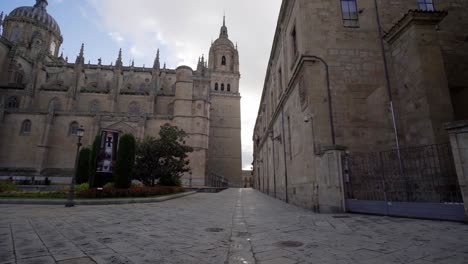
[1,189,468,264]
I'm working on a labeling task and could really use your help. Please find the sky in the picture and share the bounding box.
[0,0,282,170]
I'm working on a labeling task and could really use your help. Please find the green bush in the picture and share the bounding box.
[75,183,90,192]
[0,180,18,193]
[103,182,114,189]
[159,175,182,187]
[114,134,136,189]
[76,148,91,184]
[89,135,101,188]
[0,191,67,199]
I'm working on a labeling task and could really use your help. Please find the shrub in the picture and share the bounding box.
[89,135,101,188]
[77,186,185,199]
[103,182,114,189]
[0,180,18,193]
[75,183,90,193]
[114,134,136,189]
[76,148,91,184]
[0,191,67,199]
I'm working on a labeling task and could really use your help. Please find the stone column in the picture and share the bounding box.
[446,121,468,220]
[315,145,347,213]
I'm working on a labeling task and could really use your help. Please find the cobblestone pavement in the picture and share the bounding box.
[1,189,467,264]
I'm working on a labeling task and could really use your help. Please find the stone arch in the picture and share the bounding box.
[20,119,32,135]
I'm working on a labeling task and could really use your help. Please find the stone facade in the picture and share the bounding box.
[253,0,468,211]
[0,0,242,187]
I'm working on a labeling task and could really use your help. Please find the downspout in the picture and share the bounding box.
[373,0,406,187]
[270,131,277,198]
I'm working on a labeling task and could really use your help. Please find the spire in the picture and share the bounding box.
[219,14,228,38]
[116,48,123,67]
[153,49,160,69]
[131,59,134,67]
[34,0,48,9]
[75,43,84,64]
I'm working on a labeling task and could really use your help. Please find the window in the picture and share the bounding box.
[278,68,283,93]
[128,101,140,115]
[6,96,19,110]
[20,120,31,135]
[8,63,24,85]
[90,100,100,114]
[221,56,226,66]
[69,122,79,136]
[227,84,231,92]
[48,98,61,112]
[418,0,435,11]
[291,26,298,58]
[50,42,57,55]
[341,0,359,27]
[215,83,219,91]
[221,84,225,91]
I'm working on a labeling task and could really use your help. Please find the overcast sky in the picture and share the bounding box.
[1,0,283,170]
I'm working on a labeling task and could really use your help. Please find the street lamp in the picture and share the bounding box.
[66,125,85,207]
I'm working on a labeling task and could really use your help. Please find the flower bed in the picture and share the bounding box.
[0,185,184,199]
[77,186,185,199]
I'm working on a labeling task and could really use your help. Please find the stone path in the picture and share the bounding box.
[0,189,467,264]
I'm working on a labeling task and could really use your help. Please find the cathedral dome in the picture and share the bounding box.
[213,37,235,49]
[5,0,61,37]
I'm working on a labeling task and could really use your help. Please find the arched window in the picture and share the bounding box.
[20,120,32,135]
[215,83,219,91]
[48,98,61,112]
[69,122,79,136]
[6,96,20,110]
[50,42,57,55]
[90,100,100,114]
[128,101,140,115]
[221,83,225,91]
[227,84,231,92]
[221,56,226,66]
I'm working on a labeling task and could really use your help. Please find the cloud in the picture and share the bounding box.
[108,32,125,44]
[86,0,282,169]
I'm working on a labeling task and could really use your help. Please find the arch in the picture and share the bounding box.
[20,120,32,135]
[6,96,20,109]
[50,41,57,55]
[221,56,226,66]
[69,121,79,136]
[90,100,100,114]
[227,84,231,92]
[48,97,61,112]
[221,83,225,91]
[128,101,140,115]
[215,83,219,91]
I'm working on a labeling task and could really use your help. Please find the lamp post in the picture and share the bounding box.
[66,126,85,208]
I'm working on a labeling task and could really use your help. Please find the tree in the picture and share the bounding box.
[135,124,193,186]
[76,148,91,184]
[114,134,136,189]
[89,135,101,188]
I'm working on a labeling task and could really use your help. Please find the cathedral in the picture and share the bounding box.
[0,0,242,187]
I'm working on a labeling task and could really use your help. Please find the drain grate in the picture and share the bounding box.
[274,241,304,248]
[205,228,224,233]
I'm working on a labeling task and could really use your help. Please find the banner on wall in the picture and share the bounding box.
[96,130,119,173]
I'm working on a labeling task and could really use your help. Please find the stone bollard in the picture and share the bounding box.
[446,121,468,222]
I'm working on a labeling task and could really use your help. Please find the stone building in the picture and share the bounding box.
[253,0,468,212]
[0,0,242,187]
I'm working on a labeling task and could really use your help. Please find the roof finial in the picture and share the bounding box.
[75,43,85,64]
[116,48,123,67]
[34,0,48,9]
[153,49,160,69]
[220,13,228,38]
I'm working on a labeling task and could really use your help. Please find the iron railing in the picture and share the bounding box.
[343,143,463,203]
[207,172,229,188]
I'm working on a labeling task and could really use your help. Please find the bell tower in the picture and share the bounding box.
[208,16,242,187]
